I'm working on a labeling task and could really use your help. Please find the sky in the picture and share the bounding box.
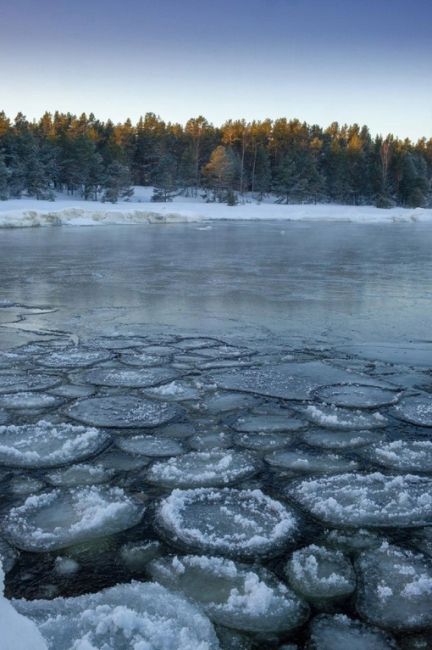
[0,0,431,140]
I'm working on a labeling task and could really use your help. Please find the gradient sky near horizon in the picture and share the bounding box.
[0,0,431,140]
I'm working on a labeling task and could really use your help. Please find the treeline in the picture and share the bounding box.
[0,111,431,207]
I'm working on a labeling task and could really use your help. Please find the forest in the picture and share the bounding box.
[0,111,431,207]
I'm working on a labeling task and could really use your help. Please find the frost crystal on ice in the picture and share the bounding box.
[313,384,400,409]
[308,614,397,649]
[116,434,185,457]
[231,414,307,433]
[76,366,180,388]
[360,440,432,472]
[392,395,432,427]
[302,404,388,430]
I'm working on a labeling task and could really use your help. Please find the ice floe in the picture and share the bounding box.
[148,554,309,633]
[235,432,293,451]
[0,391,64,411]
[0,421,110,468]
[265,449,358,474]
[287,473,432,527]
[360,440,432,472]
[46,463,115,487]
[392,395,432,427]
[0,371,61,394]
[303,428,381,449]
[146,450,258,488]
[302,404,388,429]
[3,486,144,552]
[36,349,111,368]
[313,384,400,409]
[285,544,356,603]
[66,395,181,428]
[14,581,219,649]
[142,380,201,401]
[120,540,162,572]
[308,614,397,649]
[116,434,186,457]
[156,488,298,557]
[355,543,432,631]
[231,414,307,433]
[76,366,180,388]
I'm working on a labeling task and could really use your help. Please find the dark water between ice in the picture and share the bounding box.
[0,221,432,649]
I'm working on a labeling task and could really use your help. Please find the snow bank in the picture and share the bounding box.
[0,563,47,650]
[0,195,431,227]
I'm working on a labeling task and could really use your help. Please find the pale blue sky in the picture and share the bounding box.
[0,0,431,140]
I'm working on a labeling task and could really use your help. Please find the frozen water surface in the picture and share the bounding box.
[14,581,219,650]
[2,223,432,644]
[0,421,110,468]
[148,554,309,633]
[157,488,298,557]
[66,395,181,428]
[3,486,144,551]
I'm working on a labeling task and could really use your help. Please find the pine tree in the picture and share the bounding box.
[102,161,134,203]
[272,154,300,203]
[253,146,271,199]
[152,154,177,202]
[0,151,8,199]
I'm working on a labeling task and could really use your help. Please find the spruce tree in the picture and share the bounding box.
[0,151,8,199]
[152,154,177,202]
[102,161,134,203]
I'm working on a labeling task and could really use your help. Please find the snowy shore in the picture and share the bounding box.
[0,189,431,228]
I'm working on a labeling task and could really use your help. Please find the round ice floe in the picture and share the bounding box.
[235,432,292,451]
[203,392,259,414]
[36,349,111,368]
[196,345,252,359]
[121,351,173,367]
[46,463,115,487]
[232,415,307,433]
[355,543,432,631]
[0,421,110,468]
[0,371,61,394]
[66,396,181,428]
[285,544,356,603]
[14,581,219,650]
[97,449,150,472]
[322,528,384,554]
[313,384,400,409]
[308,614,397,650]
[3,486,144,552]
[288,473,432,528]
[149,555,309,633]
[146,451,258,488]
[360,440,432,472]
[116,435,185,457]
[392,395,432,427]
[0,392,64,411]
[302,404,387,430]
[77,366,179,388]
[156,488,298,558]
[87,336,148,350]
[142,380,201,402]
[174,337,222,350]
[9,476,45,495]
[189,432,233,451]
[303,429,381,449]
[265,449,358,474]
[49,384,96,399]
[120,540,162,571]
